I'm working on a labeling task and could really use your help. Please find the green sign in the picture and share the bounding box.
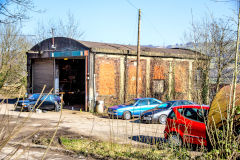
[51,50,87,57]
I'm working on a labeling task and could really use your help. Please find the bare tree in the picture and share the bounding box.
[0,0,35,24]
[0,23,30,91]
[35,11,84,42]
[187,16,236,100]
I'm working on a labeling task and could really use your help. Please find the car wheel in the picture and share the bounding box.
[123,111,131,120]
[28,105,35,112]
[55,102,61,112]
[159,114,167,124]
[168,133,182,147]
[108,114,114,119]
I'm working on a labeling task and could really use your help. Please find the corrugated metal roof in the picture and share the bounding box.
[78,40,199,56]
[28,37,207,59]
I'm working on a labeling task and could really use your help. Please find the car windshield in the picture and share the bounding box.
[156,102,174,108]
[124,99,137,106]
[28,94,40,101]
[40,95,52,101]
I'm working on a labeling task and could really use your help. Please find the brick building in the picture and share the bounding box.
[27,37,208,111]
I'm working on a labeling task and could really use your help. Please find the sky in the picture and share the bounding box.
[21,0,238,46]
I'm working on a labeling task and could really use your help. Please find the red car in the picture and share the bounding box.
[164,105,209,146]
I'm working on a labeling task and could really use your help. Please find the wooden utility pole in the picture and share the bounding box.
[136,9,141,98]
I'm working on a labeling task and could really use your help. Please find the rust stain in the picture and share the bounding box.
[153,65,165,80]
[174,64,187,93]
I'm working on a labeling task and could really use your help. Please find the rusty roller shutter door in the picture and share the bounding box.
[32,59,54,93]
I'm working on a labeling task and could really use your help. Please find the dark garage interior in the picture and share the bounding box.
[57,59,85,110]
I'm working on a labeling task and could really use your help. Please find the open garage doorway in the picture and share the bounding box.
[57,58,86,111]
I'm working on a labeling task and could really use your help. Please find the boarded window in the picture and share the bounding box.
[152,80,164,94]
[98,63,116,95]
[195,68,202,89]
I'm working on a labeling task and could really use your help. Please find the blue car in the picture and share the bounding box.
[17,93,61,112]
[108,98,162,120]
[140,100,196,124]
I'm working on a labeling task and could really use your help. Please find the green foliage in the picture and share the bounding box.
[169,147,191,160]
[60,137,170,160]
[236,105,240,115]
[0,24,30,92]
[205,129,239,159]
[0,71,7,88]
[165,94,170,101]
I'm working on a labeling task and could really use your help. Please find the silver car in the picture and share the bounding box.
[140,100,195,124]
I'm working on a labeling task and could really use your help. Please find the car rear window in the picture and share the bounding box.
[28,94,40,100]
[41,95,52,102]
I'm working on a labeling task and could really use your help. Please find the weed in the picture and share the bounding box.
[60,137,171,160]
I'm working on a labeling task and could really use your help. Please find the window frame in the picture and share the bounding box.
[179,108,207,123]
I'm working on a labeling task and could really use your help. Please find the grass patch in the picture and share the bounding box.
[60,137,171,160]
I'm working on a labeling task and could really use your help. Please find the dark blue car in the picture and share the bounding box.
[140,100,196,124]
[17,93,61,112]
[108,98,162,120]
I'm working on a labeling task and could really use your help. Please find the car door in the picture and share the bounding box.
[178,108,207,146]
[133,100,149,116]
[40,95,55,110]
[149,99,162,109]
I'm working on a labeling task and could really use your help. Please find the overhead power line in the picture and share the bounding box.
[124,0,166,46]
[0,34,36,37]
[125,0,138,10]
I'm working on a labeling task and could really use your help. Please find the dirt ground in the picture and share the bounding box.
[0,104,166,144]
[0,145,86,160]
[0,103,166,159]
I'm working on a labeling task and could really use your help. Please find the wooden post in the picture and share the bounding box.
[85,55,88,111]
[136,9,141,98]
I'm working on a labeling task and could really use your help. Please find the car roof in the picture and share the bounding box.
[166,100,192,102]
[31,93,58,96]
[165,100,177,103]
[134,97,159,100]
[172,105,209,110]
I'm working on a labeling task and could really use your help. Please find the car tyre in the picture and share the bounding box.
[168,133,182,147]
[55,102,61,112]
[123,111,131,120]
[28,105,35,112]
[108,114,114,119]
[159,114,167,124]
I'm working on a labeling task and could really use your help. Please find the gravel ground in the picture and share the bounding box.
[0,103,167,159]
[0,104,166,145]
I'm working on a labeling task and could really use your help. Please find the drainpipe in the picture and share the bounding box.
[93,52,96,111]
[124,51,129,103]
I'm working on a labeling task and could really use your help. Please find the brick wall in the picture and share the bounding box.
[173,61,189,100]
[95,55,120,106]
[150,59,170,101]
[126,59,146,101]
[95,54,202,106]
